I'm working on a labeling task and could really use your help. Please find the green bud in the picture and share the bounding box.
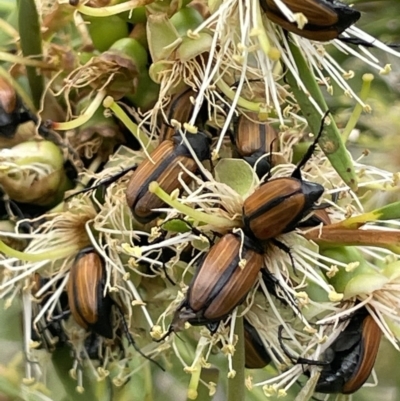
[214,158,256,197]
[84,15,128,52]
[169,7,204,37]
[0,141,71,206]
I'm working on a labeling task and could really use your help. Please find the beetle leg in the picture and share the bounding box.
[278,326,329,367]
[291,110,330,180]
[271,238,298,276]
[261,269,300,314]
[65,165,137,201]
[113,304,165,370]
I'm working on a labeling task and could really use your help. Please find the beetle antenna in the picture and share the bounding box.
[292,110,330,180]
[152,325,174,343]
[338,36,400,49]
[114,306,164,371]
[64,165,137,201]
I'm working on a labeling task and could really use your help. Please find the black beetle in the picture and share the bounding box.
[156,233,264,339]
[242,113,328,242]
[315,308,381,394]
[126,131,210,224]
[259,0,361,41]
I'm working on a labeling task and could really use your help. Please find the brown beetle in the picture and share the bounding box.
[259,0,361,41]
[233,113,278,178]
[126,131,210,223]
[157,233,264,339]
[159,88,207,142]
[67,248,114,338]
[315,308,381,394]
[242,113,327,241]
[244,318,272,369]
[0,77,32,138]
[68,247,164,368]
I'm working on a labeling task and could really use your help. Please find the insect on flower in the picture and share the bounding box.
[155,233,265,340]
[159,88,208,142]
[68,247,164,369]
[259,0,361,42]
[232,112,279,179]
[244,318,272,369]
[314,307,382,394]
[242,112,328,242]
[125,130,210,223]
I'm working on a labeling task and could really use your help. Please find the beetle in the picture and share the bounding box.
[244,318,272,369]
[159,88,208,142]
[68,247,164,369]
[242,112,328,242]
[126,130,210,223]
[314,308,381,394]
[297,208,331,228]
[67,247,114,338]
[0,77,32,138]
[232,112,279,179]
[259,0,361,42]
[156,233,264,339]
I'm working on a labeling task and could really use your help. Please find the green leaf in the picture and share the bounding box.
[214,158,256,196]
[17,0,43,109]
[146,13,181,62]
[344,273,388,299]
[286,42,357,191]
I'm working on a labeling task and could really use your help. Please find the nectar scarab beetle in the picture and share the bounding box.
[156,233,265,340]
[159,88,208,142]
[67,248,114,338]
[244,318,272,369]
[314,308,382,394]
[242,113,328,241]
[126,130,210,224]
[232,112,279,178]
[259,0,361,42]
[68,247,165,369]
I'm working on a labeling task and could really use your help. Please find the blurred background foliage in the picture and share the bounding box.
[1,0,400,400]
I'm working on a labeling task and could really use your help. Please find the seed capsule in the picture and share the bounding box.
[315,308,381,394]
[160,233,264,337]
[259,0,361,41]
[126,131,210,223]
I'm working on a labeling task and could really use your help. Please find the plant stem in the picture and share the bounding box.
[227,316,245,401]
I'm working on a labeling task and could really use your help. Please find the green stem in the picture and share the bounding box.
[148,182,239,228]
[17,0,44,109]
[52,91,106,130]
[341,73,374,143]
[227,316,245,401]
[0,240,80,262]
[215,79,264,112]
[103,96,154,151]
[286,42,358,191]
